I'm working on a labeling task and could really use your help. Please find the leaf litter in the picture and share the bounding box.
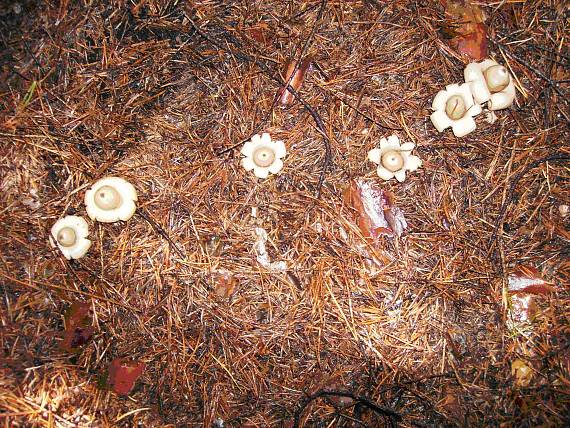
[1,0,568,426]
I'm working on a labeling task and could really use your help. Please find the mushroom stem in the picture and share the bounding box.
[445,95,467,120]
[57,227,77,247]
[94,185,122,210]
[484,65,510,93]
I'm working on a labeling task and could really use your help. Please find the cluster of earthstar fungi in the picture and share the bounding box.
[239,61,514,183]
[430,59,515,137]
[50,177,138,259]
[240,132,422,183]
[51,60,515,259]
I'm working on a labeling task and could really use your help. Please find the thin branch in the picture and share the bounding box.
[292,390,402,427]
[138,208,186,260]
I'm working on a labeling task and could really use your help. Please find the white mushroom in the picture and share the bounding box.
[430,83,482,137]
[241,133,286,179]
[84,177,137,222]
[50,215,92,259]
[367,135,422,182]
[464,59,516,110]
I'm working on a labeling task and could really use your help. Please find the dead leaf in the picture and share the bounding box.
[343,179,407,243]
[248,24,272,46]
[512,359,533,387]
[440,0,488,60]
[61,301,93,353]
[212,270,237,298]
[508,266,555,295]
[106,358,145,396]
[507,266,555,325]
[438,385,465,424]
[202,235,223,257]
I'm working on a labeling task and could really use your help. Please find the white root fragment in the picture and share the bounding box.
[253,227,287,272]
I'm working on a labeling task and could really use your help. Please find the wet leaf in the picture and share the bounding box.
[343,179,407,243]
[61,301,93,353]
[440,0,488,60]
[508,265,555,295]
[106,358,145,396]
[507,266,555,325]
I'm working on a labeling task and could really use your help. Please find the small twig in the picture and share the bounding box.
[292,390,401,427]
[138,208,186,260]
[498,36,570,63]
[526,43,570,62]
[488,153,570,251]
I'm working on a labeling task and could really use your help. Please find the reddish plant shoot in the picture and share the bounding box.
[279,57,312,106]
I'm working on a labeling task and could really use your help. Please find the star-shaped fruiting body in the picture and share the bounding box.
[84,177,138,223]
[367,135,422,182]
[50,215,92,259]
[464,59,515,111]
[430,83,482,137]
[241,133,286,179]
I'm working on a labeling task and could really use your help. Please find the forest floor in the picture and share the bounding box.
[1,0,569,426]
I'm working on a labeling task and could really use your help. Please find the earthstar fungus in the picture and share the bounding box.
[50,215,92,259]
[241,133,286,179]
[464,59,515,110]
[84,177,138,222]
[430,83,482,137]
[367,135,422,182]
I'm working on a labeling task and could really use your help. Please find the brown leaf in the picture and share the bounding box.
[106,358,145,396]
[248,24,272,46]
[61,302,93,353]
[212,270,237,298]
[507,266,555,325]
[440,0,488,60]
[511,359,533,387]
[343,179,407,243]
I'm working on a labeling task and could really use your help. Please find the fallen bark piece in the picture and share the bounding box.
[440,0,488,61]
[343,179,407,243]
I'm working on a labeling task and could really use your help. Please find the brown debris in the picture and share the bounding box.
[212,270,238,298]
[343,179,407,242]
[61,301,94,353]
[278,57,312,106]
[105,359,145,396]
[440,0,488,60]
